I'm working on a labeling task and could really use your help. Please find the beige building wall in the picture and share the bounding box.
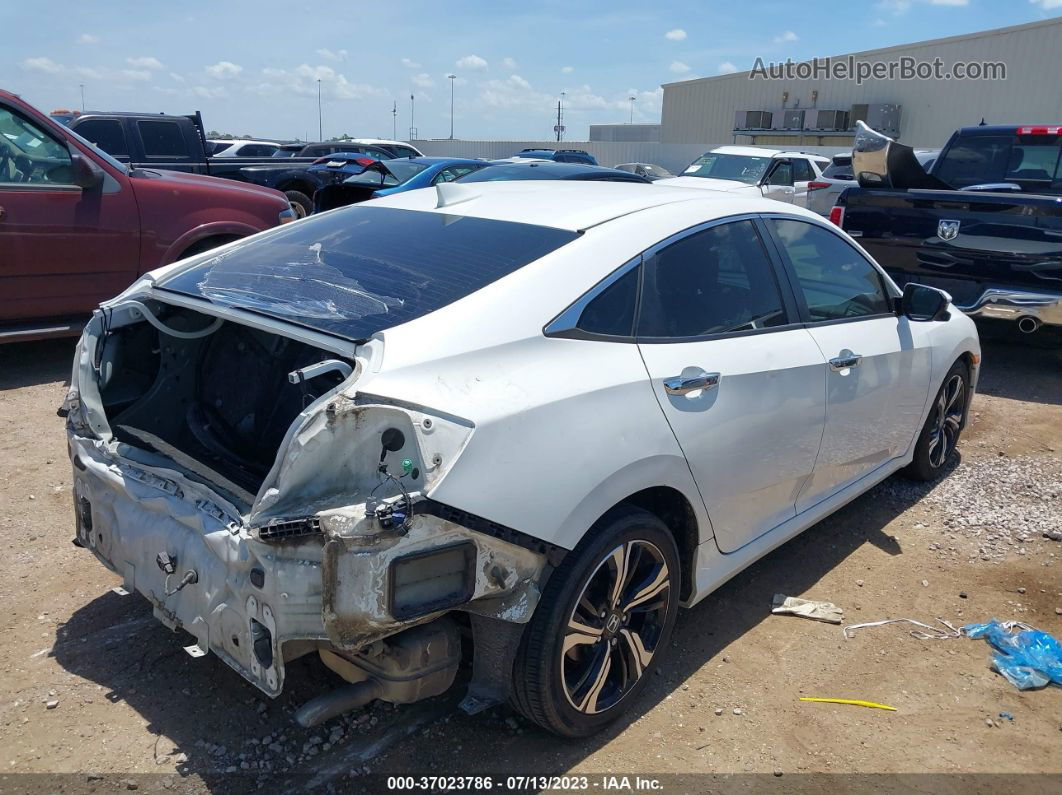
[660,18,1062,148]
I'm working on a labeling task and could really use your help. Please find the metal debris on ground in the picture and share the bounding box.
[842,617,963,640]
[798,698,897,712]
[963,620,1062,691]
[771,594,843,624]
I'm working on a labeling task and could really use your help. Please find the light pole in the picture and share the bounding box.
[392,101,397,140]
[410,93,415,140]
[447,74,456,140]
[79,83,85,112]
[317,79,323,140]
[628,95,635,124]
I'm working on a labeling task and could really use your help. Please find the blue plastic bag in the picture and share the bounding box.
[963,620,1062,690]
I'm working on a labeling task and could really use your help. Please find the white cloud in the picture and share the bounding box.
[1028,0,1061,7]
[412,72,434,88]
[316,48,348,62]
[502,57,517,70]
[873,17,888,26]
[509,74,531,89]
[253,64,383,101]
[401,57,421,69]
[456,54,488,71]
[77,33,100,45]
[206,61,243,79]
[192,85,227,100]
[126,56,163,70]
[22,57,62,74]
[718,61,738,74]
[561,65,574,74]
[169,72,185,83]
[773,30,799,43]
[665,29,687,41]
[669,61,691,74]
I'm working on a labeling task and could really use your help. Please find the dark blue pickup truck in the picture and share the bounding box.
[836,123,1062,333]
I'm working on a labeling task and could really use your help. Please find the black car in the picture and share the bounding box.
[513,147,598,165]
[456,161,650,183]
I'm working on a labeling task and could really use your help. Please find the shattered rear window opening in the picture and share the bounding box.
[157,206,580,340]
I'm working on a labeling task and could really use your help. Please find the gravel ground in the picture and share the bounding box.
[0,319,1059,794]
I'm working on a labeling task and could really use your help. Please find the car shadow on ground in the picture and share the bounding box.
[0,338,76,392]
[974,319,1061,406]
[51,458,948,791]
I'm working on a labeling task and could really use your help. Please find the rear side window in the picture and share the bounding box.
[576,267,639,337]
[158,206,580,340]
[930,134,1062,190]
[769,219,891,321]
[821,159,853,179]
[75,119,128,157]
[138,120,187,158]
[637,220,788,338]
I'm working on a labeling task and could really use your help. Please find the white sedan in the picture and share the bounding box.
[63,182,979,737]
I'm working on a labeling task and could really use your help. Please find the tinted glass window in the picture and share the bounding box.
[577,266,639,337]
[76,119,128,156]
[821,159,853,179]
[766,161,793,186]
[682,153,770,184]
[0,107,72,185]
[770,219,891,321]
[158,206,580,340]
[793,159,814,182]
[637,220,787,338]
[391,146,419,158]
[138,120,187,157]
[457,164,565,182]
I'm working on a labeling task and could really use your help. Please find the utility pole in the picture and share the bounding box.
[79,83,85,112]
[447,74,456,140]
[392,101,397,140]
[555,91,565,142]
[409,94,415,140]
[317,79,323,140]
[629,95,635,124]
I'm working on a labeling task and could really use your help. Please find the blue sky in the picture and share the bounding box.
[4,1,1059,141]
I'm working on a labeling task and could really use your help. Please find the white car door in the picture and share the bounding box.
[635,218,827,553]
[759,160,796,203]
[762,217,934,509]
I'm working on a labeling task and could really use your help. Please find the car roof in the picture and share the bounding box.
[710,145,782,157]
[471,161,623,176]
[404,157,485,165]
[208,139,279,146]
[364,180,823,232]
[349,138,419,147]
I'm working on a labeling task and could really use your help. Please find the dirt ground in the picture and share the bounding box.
[0,320,1059,794]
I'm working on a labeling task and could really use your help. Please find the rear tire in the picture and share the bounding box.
[511,506,680,737]
[903,360,969,481]
[284,190,313,218]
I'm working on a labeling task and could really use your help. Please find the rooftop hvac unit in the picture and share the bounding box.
[850,103,902,136]
[810,109,850,131]
[734,110,773,130]
[781,109,806,130]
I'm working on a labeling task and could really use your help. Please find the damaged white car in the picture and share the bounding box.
[63,181,980,737]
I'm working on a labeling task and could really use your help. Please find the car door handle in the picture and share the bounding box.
[829,354,862,371]
[663,371,720,395]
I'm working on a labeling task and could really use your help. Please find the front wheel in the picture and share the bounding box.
[904,361,969,481]
[511,506,680,737]
[284,190,313,219]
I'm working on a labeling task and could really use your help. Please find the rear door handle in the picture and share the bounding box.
[829,354,863,371]
[663,370,721,395]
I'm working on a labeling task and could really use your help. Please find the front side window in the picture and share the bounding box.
[75,119,128,157]
[138,120,187,158]
[769,219,891,321]
[0,106,72,185]
[637,220,788,338]
[765,161,793,186]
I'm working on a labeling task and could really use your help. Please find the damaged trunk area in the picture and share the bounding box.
[96,300,352,500]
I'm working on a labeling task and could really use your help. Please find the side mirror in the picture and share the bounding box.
[71,153,103,190]
[901,283,951,322]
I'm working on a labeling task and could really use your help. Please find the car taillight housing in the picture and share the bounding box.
[807,181,830,191]
[828,206,845,227]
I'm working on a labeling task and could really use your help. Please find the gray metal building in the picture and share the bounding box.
[659,18,1062,149]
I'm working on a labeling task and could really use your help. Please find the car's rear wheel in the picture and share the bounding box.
[284,190,313,219]
[904,360,969,481]
[511,506,679,737]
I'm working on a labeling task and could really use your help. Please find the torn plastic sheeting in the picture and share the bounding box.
[843,617,963,641]
[963,620,1062,691]
[771,594,843,624]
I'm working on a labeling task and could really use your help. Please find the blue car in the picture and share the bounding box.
[313,157,491,212]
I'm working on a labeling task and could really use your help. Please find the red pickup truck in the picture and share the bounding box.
[0,89,294,342]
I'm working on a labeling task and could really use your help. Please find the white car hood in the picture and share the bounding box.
[654,176,762,193]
